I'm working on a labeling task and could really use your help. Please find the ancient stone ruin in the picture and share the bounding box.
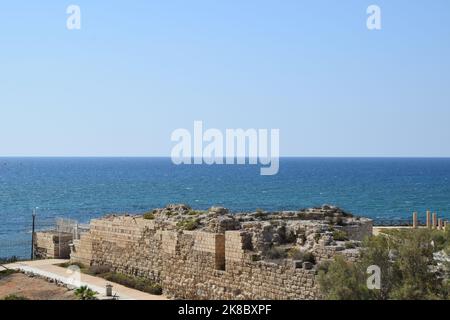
[33,231,73,259]
[66,204,372,299]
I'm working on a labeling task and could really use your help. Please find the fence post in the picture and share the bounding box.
[31,208,36,260]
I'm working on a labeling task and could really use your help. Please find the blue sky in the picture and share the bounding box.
[1,0,449,157]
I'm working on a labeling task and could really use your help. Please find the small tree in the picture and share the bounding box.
[319,229,450,300]
[318,256,371,300]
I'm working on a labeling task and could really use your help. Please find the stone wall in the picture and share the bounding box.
[70,233,93,266]
[69,205,372,300]
[70,216,322,299]
[34,231,73,259]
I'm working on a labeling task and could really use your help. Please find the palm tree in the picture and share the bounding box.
[74,286,97,300]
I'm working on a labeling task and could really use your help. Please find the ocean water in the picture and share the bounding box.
[1,157,450,258]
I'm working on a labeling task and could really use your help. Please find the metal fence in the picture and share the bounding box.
[0,216,90,261]
[55,218,90,240]
[373,218,412,226]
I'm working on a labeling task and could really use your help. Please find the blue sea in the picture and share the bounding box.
[1,157,450,258]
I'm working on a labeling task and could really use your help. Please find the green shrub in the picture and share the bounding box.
[318,256,371,300]
[314,233,321,243]
[57,261,86,269]
[0,269,18,279]
[319,228,450,300]
[332,230,349,241]
[297,212,307,219]
[188,210,203,216]
[88,265,111,275]
[176,218,200,230]
[1,294,29,300]
[74,286,97,300]
[143,212,155,220]
[255,209,267,219]
[430,230,448,251]
[345,241,356,249]
[251,254,261,262]
[102,272,163,295]
[317,260,331,273]
[265,247,287,260]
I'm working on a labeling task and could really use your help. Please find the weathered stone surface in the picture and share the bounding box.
[70,203,372,300]
[34,231,73,259]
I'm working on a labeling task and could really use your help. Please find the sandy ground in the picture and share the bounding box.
[0,272,76,300]
[4,259,167,300]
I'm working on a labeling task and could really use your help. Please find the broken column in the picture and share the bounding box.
[412,212,418,229]
[432,213,438,229]
[426,210,432,229]
[438,219,444,230]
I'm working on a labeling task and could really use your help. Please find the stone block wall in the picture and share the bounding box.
[34,231,73,259]
[70,233,93,266]
[70,216,322,299]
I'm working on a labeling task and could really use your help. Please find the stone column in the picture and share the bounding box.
[426,210,431,229]
[412,212,418,229]
[438,219,443,230]
[432,213,438,229]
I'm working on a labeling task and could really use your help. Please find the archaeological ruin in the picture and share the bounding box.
[35,204,373,299]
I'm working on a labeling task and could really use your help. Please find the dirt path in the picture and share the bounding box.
[5,259,168,300]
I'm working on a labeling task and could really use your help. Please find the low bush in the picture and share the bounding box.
[332,230,349,241]
[265,247,287,260]
[319,228,450,300]
[254,210,267,219]
[176,218,200,230]
[74,286,97,300]
[317,260,331,273]
[143,212,155,220]
[0,269,18,279]
[188,210,203,216]
[1,294,29,300]
[102,272,162,295]
[314,233,322,243]
[345,241,356,249]
[88,265,111,275]
[57,261,86,269]
[250,254,261,262]
[297,212,307,220]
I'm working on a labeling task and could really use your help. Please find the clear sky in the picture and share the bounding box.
[1,0,449,157]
